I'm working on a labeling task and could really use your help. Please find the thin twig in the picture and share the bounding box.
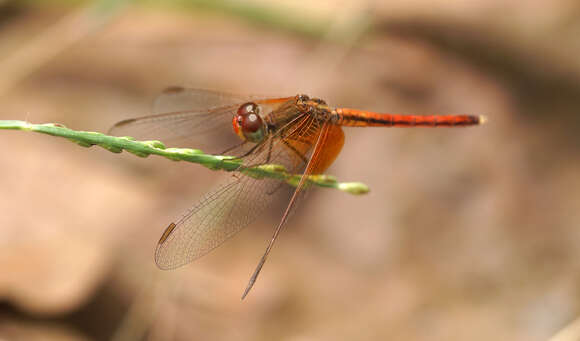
[0,120,369,195]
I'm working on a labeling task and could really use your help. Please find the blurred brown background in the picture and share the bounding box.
[0,0,579,340]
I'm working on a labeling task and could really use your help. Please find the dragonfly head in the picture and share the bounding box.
[233,102,268,143]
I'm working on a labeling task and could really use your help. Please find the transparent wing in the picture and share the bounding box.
[152,87,259,114]
[155,170,286,269]
[109,88,258,154]
[154,114,322,270]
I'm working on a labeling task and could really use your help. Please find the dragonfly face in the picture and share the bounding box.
[232,102,268,143]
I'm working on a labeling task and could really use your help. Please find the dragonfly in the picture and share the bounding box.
[110,87,485,299]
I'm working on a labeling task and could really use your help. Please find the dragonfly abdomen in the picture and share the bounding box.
[334,108,485,127]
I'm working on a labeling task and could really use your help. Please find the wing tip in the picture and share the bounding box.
[154,248,178,271]
[154,222,180,270]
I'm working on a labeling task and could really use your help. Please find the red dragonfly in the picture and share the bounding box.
[110,87,485,298]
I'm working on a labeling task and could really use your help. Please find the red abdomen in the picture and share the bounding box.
[334,108,485,127]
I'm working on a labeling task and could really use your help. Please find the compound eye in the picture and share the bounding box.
[237,103,262,133]
[234,102,266,142]
[237,102,258,116]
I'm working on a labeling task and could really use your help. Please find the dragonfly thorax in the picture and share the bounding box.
[233,102,268,143]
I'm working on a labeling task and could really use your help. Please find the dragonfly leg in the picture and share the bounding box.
[239,142,262,158]
[219,140,248,155]
[238,139,270,168]
[266,134,286,195]
[282,139,309,165]
[265,137,274,163]
[264,138,303,195]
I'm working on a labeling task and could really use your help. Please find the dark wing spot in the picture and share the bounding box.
[158,222,177,245]
[112,118,137,127]
[108,118,137,134]
[162,86,186,94]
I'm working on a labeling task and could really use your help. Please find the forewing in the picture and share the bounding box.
[155,172,286,269]
[152,87,258,114]
[109,88,260,153]
[154,114,322,270]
